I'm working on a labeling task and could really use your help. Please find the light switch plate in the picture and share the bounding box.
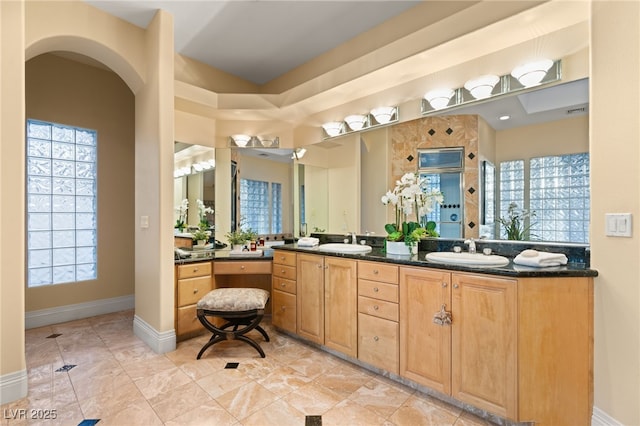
[140,215,149,228]
[605,213,632,237]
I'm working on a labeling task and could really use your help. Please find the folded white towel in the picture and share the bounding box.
[513,249,568,267]
[297,237,320,247]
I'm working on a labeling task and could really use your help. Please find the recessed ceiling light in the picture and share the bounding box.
[499,115,511,121]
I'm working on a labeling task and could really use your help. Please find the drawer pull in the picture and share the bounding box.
[373,336,379,341]
[281,282,286,287]
[281,269,285,274]
[193,288,198,294]
[373,305,379,311]
[442,282,448,288]
[281,306,286,311]
[453,284,459,289]
[373,270,379,274]
[193,267,198,272]
[373,287,379,292]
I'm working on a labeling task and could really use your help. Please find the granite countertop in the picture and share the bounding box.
[174,248,274,264]
[273,244,598,278]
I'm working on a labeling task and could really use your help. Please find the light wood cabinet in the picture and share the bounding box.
[296,253,325,344]
[272,252,297,333]
[399,267,451,393]
[358,260,399,374]
[399,266,592,425]
[399,267,516,416]
[324,257,358,357]
[451,273,517,419]
[174,261,213,340]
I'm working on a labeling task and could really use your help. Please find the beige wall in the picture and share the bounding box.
[591,2,640,425]
[24,53,135,312]
[495,115,589,164]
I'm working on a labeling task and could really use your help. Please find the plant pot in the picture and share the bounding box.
[386,241,412,256]
[232,243,247,251]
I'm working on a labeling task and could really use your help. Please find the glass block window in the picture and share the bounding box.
[529,153,590,243]
[498,160,525,239]
[26,119,97,287]
[240,178,282,234]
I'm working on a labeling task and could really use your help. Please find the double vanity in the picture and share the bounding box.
[175,239,596,426]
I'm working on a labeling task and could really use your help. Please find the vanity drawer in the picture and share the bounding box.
[177,261,212,279]
[214,260,272,275]
[272,289,297,333]
[358,261,398,284]
[177,276,212,307]
[272,276,297,295]
[273,251,296,267]
[358,312,399,374]
[273,264,296,280]
[358,279,398,303]
[358,296,399,322]
[176,305,204,336]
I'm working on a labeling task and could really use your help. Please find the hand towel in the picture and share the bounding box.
[297,237,320,247]
[513,249,568,267]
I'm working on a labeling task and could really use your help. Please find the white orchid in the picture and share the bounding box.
[175,198,189,230]
[381,172,443,241]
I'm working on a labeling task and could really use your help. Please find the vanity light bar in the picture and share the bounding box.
[321,106,398,140]
[228,136,280,148]
[421,59,562,115]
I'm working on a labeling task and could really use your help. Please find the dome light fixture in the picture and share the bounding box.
[230,134,251,147]
[511,59,554,87]
[464,75,500,99]
[370,107,396,124]
[322,121,344,137]
[424,89,455,110]
[344,114,368,131]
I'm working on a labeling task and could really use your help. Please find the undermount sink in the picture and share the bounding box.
[425,251,510,267]
[317,243,373,254]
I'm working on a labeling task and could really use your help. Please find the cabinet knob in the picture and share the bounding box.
[240,265,245,270]
[281,306,286,311]
[373,270,379,274]
[193,267,198,272]
[373,287,379,292]
[281,282,286,287]
[373,305,379,311]
[281,269,285,274]
[442,282,448,288]
[453,284,459,289]
[193,288,198,294]
[373,336,379,341]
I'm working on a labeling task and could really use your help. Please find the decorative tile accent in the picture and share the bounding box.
[78,420,101,426]
[446,127,453,135]
[55,364,77,372]
[306,415,322,426]
[47,333,62,338]
[428,129,436,136]
[468,187,476,194]
[468,152,476,160]
[406,155,414,162]
[468,222,476,229]
[225,362,239,369]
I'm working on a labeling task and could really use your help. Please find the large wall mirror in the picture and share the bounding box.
[174,142,215,231]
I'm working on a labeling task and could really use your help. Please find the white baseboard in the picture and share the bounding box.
[25,295,135,329]
[0,369,27,405]
[133,314,176,354]
[592,406,623,426]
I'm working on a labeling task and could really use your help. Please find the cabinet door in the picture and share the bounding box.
[296,253,325,344]
[451,273,517,419]
[399,267,451,394]
[358,313,399,374]
[272,289,297,333]
[324,257,357,357]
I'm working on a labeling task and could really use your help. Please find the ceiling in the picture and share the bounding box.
[84,0,589,137]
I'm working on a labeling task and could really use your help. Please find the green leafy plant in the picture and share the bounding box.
[381,173,443,247]
[174,198,188,232]
[498,202,536,240]
[191,225,209,242]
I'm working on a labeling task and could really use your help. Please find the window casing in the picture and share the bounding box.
[26,119,98,287]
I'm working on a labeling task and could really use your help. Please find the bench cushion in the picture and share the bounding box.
[197,288,269,312]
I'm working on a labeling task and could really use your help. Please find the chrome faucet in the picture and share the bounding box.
[350,232,357,245]
[464,238,476,254]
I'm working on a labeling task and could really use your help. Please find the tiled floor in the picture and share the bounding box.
[2,310,495,425]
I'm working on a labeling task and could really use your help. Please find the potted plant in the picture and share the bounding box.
[498,202,536,240]
[191,225,210,247]
[174,198,189,232]
[381,172,443,255]
[196,198,214,229]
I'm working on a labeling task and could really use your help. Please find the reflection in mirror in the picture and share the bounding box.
[173,142,215,233]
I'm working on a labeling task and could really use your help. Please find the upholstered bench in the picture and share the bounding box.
[196,287,270,359]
